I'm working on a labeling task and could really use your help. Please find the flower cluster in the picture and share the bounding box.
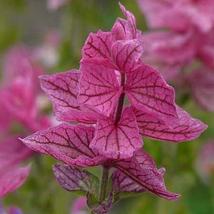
[0,46,51,198]
[138,0,214,111]
[22,3,207,212]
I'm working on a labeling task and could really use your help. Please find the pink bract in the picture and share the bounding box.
[21,123,179,200]
[21,3,207,202]
[37,2,206,159]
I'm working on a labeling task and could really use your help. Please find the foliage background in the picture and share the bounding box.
[0,0,213,213]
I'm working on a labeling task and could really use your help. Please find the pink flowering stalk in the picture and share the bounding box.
[0,46,50,198]
[22,3,207,213]
[138,0,214,111]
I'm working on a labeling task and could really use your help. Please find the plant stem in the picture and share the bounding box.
[114,73,126,124]
[99,166,109,202]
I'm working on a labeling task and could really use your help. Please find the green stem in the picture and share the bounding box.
[99,166,109,202]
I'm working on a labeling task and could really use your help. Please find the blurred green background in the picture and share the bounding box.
[0,0,213,213]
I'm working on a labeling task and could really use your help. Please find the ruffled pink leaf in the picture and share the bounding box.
[188,69,214,112]
[111,40,143,72]
[79,60,122,116]
[21,123,105,167]
[91,107,142,159]
[115,149,179,200]
[112,170,145,193]
[125,63,177,121]
[0,165,30,198]
[134,106,207,142]
[53,163,97,192]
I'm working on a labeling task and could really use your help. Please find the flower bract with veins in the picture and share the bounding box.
[21,3,207,212]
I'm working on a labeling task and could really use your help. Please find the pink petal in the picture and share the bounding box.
[134,106,207,142]
[82,31,115,62]
[79,60,122,116]
[115,149,179,200]
[21,123,105,167]
[112,3,141,40]
[112,170,145,193]
[91,107,142,159]
[188,69,214,112]
[125,63,177,121]
[111,39,143,72]
[40,70,80,113]
[40,71,98,124]
[53,163,94,192]
[0,165,30,198]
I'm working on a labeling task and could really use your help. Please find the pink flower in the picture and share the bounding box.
[138,0,214,33]
[139,1,214,111]
[0,46,50,197]
[21,4,207,206]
